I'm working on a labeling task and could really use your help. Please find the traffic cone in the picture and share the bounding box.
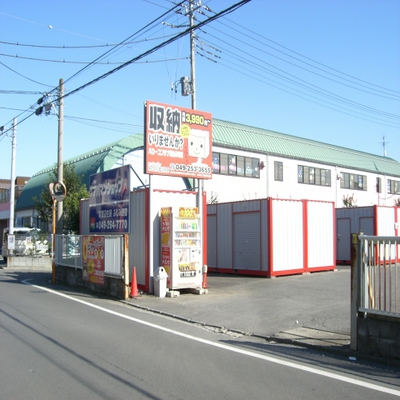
[202,265,208,289]
[130,266,139,299]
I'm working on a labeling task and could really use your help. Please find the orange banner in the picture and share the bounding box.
[145,101,212,179]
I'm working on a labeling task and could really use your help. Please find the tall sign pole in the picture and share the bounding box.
[189,0,205,284]
[57,78,64,234]
[9,118,17,237]
[189,0,196,111]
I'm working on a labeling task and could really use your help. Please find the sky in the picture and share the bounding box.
[1,0,399,178]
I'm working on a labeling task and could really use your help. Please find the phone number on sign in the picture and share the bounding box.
[96,219,128,231]
[170,163,211,174]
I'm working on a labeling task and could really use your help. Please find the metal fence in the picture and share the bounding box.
[54,235,124,277]
[359,235,400,317]
[3,233,52,258]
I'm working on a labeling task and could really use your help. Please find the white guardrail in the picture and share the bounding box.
[54,235,123,277]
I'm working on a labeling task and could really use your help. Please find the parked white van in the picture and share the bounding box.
[1,228,50,261]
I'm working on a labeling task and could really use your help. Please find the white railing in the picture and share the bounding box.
[2,233,51,258]
[54,235,124,277]
[359,235,400,317]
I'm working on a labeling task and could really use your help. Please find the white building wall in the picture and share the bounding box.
[267,156,338,203]
[204,147,268,203]
[203,146,397,208]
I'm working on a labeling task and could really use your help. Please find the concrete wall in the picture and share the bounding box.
[55,265,127,300]
[357,313,400,361]
[7,256,52,270]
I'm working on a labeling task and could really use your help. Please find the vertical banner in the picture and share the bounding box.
[82,236,105,285]
[160,207,172,285]
[145,101,213,179]
[89,165,130,233]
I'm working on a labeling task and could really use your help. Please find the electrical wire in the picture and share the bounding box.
[0,1,187,133]
[203,34,400,122]
[207,25,400,102]
[0,90,43,95]
[0,52,188,65]
[0,0,250,136]
[0,61,51,87]
[61,1,249,100]
[0,35,175,49]
[214,57,399,129]
[213,9,400,97]
[62,1,187,86]
[65,115,142,134]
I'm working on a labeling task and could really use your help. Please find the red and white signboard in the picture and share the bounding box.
[82,235,105,285]
[145,101,213,179]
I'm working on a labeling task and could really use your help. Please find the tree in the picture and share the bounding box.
[207,191,219,204]
[342,193,357,208]
[33,163,89,233]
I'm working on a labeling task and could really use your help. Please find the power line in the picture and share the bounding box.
[0,61,51,87]
[62,1,250,100]
[216,15,400,97]
[215,57,400,129]
[208,25,400,102]
[0,36,173,49]
[0,11,114,44]
[0,90,43,95]
[63,1,187,86]
[0,1,187,132]
[201,33,400,122]
[0,0,250,136]
[0,52,188,65]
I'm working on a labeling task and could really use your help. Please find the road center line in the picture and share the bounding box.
[23,280,400,397]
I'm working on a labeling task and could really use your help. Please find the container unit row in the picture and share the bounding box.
[80,188,398,294]
[206,197,336,277]
[336,205,400,264]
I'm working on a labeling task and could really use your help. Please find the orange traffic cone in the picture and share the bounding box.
[202,264,208,289]
[130,267,139,299]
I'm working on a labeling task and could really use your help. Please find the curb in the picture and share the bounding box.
[121,299,400,368]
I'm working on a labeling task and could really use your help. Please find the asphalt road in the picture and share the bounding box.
[0,266,399,399]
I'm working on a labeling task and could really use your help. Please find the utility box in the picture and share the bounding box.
[153,267,168,298]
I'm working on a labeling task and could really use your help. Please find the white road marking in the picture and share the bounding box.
[23,280,400,397]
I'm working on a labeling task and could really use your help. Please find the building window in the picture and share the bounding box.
[388,179,400,194]
[220,153,228,175]
[212,152,260,178]
[274,161,283,181]
[340,172,367,191]
[251,158,260,178]
[212,152,220,173]
[228,155,237,175]
[237,156,245,176]
[376,177,381,193]
[298,165,331,186]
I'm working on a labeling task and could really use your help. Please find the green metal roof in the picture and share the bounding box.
[16,134,144,210]
[212,119,400,177]
[16,118,400,211]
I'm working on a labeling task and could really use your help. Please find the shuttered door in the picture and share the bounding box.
[233,212,261,270]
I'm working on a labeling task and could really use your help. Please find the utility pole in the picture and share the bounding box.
[188,0,205,282]
[9,118,17,238]
[189,0,196,110]
[57,78,64,234]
